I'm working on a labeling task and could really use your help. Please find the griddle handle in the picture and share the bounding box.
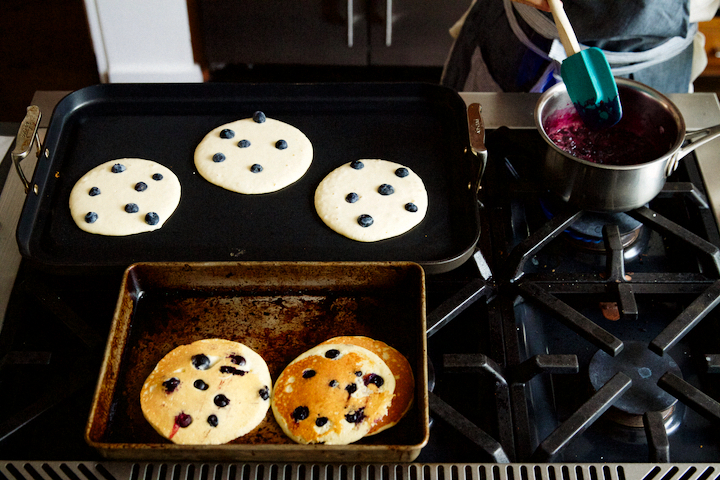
[467,103,487,188]
[11,105,42,195]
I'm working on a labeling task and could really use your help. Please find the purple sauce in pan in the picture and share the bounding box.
[544,106,670,166]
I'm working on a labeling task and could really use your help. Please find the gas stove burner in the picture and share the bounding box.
[588,341,682,428]
[565,212,643,249]
[540,198,646,258]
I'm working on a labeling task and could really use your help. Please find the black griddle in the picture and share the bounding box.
[16,83,481,274]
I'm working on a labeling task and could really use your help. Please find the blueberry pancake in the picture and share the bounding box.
[320,336,414,434]
[314,159,428,242]
[271,343,395,445]
[140,339,272,445]
[69,158,181,236]
[194,111,313,194]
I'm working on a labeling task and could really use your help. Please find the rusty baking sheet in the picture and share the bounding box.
[85,261,429,462]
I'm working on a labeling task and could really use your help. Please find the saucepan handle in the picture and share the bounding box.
[11,105,42,195]
[467,103,488,191]
[668,124,720,176]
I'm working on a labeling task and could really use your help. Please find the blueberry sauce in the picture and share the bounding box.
[545,106,669,165]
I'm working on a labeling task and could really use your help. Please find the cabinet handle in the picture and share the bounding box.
[347,0,354,47]
[385,0,392,46]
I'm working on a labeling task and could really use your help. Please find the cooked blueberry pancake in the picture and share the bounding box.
[194,112,313,194]
[271,343,395,445]
[140,338,272,445]
[320,336,414,435]
[314,159,428,242]
[69,158,181,236]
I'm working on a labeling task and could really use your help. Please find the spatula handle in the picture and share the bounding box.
[548,0,580,56]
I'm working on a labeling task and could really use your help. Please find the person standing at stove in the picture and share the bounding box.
[441,0,719,94]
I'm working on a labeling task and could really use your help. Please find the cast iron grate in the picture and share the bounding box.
[422,127,720,463]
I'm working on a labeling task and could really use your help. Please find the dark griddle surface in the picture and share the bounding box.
[18,83,479,273]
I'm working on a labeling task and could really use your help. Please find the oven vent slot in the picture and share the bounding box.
[1,463,719,480]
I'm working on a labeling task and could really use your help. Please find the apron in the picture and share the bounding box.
[441,0,695,94]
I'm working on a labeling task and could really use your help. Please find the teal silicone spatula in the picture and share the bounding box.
[548,0,622,129]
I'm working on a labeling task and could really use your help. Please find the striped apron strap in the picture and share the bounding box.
[503,0,697,91]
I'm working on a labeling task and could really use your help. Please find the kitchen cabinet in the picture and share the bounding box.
[197,0,470,68]
[367,0,469,66]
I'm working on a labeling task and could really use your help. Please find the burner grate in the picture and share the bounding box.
[473,126,720,463]
[504,207,720,461]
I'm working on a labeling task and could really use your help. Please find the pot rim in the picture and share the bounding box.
[534,78,687,171]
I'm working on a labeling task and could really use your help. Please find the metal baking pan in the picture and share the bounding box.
[16,83,481,274]
[85,261,429,462]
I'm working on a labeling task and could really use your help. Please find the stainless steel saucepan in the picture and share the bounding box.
[535,78,720,212]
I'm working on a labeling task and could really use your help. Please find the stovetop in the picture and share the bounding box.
[1,91,720,478]
[471,126,720,463]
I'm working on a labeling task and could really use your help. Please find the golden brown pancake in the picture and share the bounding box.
[271,343,395,444]
[320,336,414,434]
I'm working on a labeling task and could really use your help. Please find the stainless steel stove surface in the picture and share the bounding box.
[2,91,720,479]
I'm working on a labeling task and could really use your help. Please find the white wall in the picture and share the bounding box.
[84,0,203,83]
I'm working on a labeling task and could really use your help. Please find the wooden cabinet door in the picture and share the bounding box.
[700,18,720,77]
